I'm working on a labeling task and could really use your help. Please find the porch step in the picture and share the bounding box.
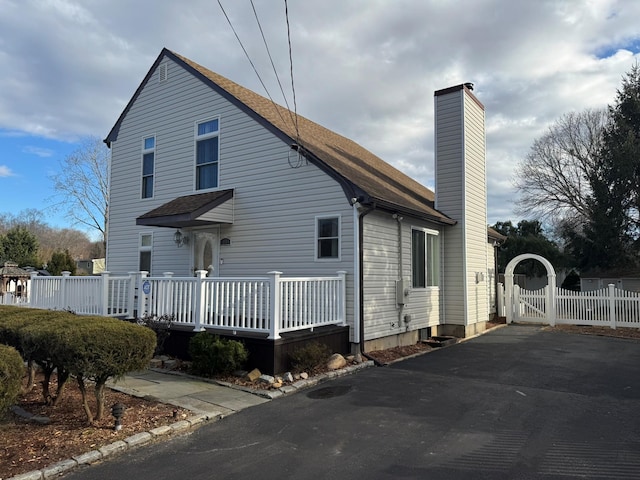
[422,336,458,348]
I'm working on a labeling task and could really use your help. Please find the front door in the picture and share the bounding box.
[193,231,219,277]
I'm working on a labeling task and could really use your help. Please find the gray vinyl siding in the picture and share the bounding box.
[435,88,489,326]
[462,93,489,324]
[107,56,354,329]
[362,210,441,341]
[435,92,466,325]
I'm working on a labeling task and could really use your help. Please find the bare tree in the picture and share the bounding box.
[514,108,608,226]
[50,137,109,248]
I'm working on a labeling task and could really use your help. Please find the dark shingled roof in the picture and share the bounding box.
[137,189,234,228]
[106,48,455,226]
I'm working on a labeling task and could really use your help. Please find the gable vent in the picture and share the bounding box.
[158,64,168,83]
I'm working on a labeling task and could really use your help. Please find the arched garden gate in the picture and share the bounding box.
[504,254,557,326]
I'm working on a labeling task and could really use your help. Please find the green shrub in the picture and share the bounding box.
[188,333,248,376]
[136,314,173,356]
[63,316,156,423]
[0,344,25,417]
[289,341,331,373]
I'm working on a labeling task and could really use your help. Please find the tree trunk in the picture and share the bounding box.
[41,364,55,405]
[94,380,106,421]
[22,360,37,394]
[50,368,70,407]
[76,376,95,425]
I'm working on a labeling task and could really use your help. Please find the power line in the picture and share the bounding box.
[216,0,291,131]
[284,0,300,143]
[249,0,297,130]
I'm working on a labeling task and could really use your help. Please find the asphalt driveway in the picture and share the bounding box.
[64,325,640,479]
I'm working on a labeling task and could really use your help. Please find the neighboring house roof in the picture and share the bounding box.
[137,189,234,228]
[105,48,455,226]
[487,227,507,244]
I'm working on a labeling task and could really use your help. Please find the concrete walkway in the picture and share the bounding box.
[107,370,270,418]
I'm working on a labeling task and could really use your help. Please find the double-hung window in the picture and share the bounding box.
[411,228,440,287]
[142,136,155,199]
[316,216,340,260]
[139,234,153,274]
[195,118,219,190]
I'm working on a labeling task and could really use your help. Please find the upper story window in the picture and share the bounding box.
[316,215,340,260]
[195,118,219,190]
[411,227,440,288]
[142,136,155,199]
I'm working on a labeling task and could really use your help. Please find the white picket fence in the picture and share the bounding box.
[498,282,640,329]
[24,270,347,339]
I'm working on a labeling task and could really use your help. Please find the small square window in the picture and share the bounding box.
[316,216,340,260]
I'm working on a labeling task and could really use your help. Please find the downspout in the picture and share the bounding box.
[355,201,384,365]
[392,213,405,331]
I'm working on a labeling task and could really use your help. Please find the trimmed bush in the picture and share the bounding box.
[0,344,25,417]
[0,306,156,423]
[188,333,248,376]
[289,341,331,373]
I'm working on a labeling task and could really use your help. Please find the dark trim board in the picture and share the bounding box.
[161,325,350,375]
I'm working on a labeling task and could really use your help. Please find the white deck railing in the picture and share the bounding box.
[26,270,347,339]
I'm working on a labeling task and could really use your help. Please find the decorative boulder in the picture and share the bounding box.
[326,353,347,370]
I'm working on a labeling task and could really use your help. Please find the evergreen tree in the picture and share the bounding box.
[492,220,566,275]
[582,63,640,271]
[47,250,77,276]
[0,226,40,267]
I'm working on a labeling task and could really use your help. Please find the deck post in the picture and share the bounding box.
[608,283,616,329]
[126,272,138,319]
[100,271,110,316]
[139,271,150,317]
[268,271,283,339]
[193,270,207,331]
[337,271,347,326]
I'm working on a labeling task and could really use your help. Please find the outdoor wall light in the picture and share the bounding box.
[174,229,189,247]
[111,402,125,431]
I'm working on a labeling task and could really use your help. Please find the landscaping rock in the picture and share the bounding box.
[283,372,294,383]
[300,372,309,379]
[327,353,347,370]
[246,368,261,382]
[258,374,275,384]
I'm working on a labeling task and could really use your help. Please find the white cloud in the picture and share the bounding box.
[0,0,639,222]
[22,146,54,158]
[0,165,14,177]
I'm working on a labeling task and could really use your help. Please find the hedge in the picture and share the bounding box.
[0,344,24,417]
[0,306,156,423]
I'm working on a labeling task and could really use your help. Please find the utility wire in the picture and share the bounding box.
[284,0,300,143]
[216,0,291,131]
[249,0,297,131]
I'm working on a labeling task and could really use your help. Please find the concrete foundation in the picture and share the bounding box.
[438,321,488,338]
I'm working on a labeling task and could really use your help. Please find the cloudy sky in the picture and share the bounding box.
[1,0,639,231]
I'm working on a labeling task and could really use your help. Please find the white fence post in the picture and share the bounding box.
[337,271,347,326]
[609,283,616,330]
[497,282,505,318]
[100,271,110,316]
[139,271,149,317]
[61,271,71,310]
[268,271,282,339]
[193,270,207,332]
[513,284,520,322]
[126,272,138,319]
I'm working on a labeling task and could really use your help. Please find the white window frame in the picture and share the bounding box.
[139,233,153,274]
[141,135,155,199]
[315,215,341,261]
[194,117,220,191]
[411,227,440,289]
